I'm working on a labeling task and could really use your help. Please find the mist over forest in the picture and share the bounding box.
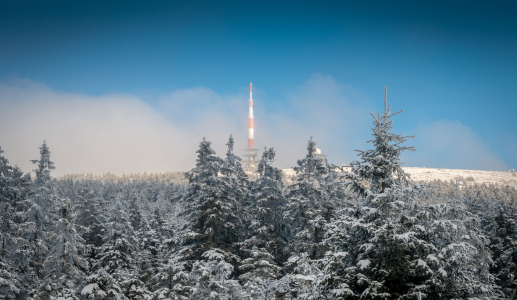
[1,101,517,300]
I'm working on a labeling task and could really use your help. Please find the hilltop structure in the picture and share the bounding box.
[243,83,259,168]
[313,148,327,160]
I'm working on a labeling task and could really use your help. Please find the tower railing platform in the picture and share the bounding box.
[242,147,260,168]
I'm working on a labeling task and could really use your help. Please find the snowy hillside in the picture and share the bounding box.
[283,167,517,188]
[403,167,517,187]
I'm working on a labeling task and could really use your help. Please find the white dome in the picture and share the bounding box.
[314,148,322,154]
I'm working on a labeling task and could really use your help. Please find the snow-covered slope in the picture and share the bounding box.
[402,167,517,188]
[283,167,517,188]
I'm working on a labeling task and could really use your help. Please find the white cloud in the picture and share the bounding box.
[0,79,197,175]
[0,75,371,176]
[402,120,509,171]
[0,76,508,176]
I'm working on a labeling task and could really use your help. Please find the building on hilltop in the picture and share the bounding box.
[313,148,328,160]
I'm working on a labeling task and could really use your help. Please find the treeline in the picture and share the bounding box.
[1,100,516,299]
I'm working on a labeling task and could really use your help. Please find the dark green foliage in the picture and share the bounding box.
[181,138,245,249]
[467,197,517,299]
[78,184,106,256]
[128,191,142,231]
[285,137,334,258]
[313,98,501,299]
[238,148,286,288]
[30,141,54,188]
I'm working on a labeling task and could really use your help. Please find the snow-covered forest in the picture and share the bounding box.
[1,101,516,300]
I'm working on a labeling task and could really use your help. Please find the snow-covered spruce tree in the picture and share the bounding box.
[188,249,249,300]
[466,196,517,299]
[0,261,21,300]
[251,147,288,258]
[77,184,107,264]
[124,192,155,298]
[344,99,414,196]
[279,252,324,299]
[222,135,250,244]
[0,146,32,209]
[322,164,351,208]
[180,137,245,250]
[80,268,128,300]
[0,146,30,299]
[239,246,282,299]
[314,96,501,299]
[221,134,248,184]
[238,147,285,296]
[30,198,88,299]
[488,203,517,300]
[24,141,58,280]
[94,195,137,282]
[149,208,178,296]
[152,208,165,231]
[284,137,333,259]
[31,141,54,188]
[152,246,189,299]
[93,193,152,299]
[129,191,143,232]
[133,219,160,293]
[161,138,246,299]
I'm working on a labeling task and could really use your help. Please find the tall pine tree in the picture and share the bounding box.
[315,90,501,299]
[285,137,332,259]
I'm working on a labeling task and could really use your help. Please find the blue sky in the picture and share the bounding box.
[0,0,516,174]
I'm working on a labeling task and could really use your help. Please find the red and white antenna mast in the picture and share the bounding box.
[248,83,254,148]
[243,82,259,168]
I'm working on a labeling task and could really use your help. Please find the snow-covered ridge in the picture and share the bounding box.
[58,167,517,188]
[283,167,517,188]
[402,167,517,188]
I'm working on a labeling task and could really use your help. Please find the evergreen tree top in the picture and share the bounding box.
[226,134,235,158]
[31,141,55,186]
[347,91,415,195]
[222,135,247,181]
[0,146,12,176]
[189,138,223,183]
[293,137,329,184]
[195,138,216,165]
[257,147,283,181]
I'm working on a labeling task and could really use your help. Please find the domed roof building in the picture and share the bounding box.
[313,148,328,160]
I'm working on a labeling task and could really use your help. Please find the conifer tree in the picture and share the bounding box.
[222,134,248,183]
[1,146,31,206]
[315,92,501,299]
[78,184,106,264]
[80,268,127,300]
[30,141,55,187]
[152,208,164,231]
[160,138,246,299]
[134,219,160,290]
[128,191,142,232]
[285,137,332,258]
[488,204,517,299]
[188,249,248,300]
[467,196,517,299]
[180,138,244,250]
[0,146,28,299]
[239,147,285,289]
[32,198,88,299]
[25,141,58,280]
[94,197,136,282]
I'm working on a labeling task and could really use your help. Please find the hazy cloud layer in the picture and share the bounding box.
[402,120,509,171]
[0,76,509,176]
